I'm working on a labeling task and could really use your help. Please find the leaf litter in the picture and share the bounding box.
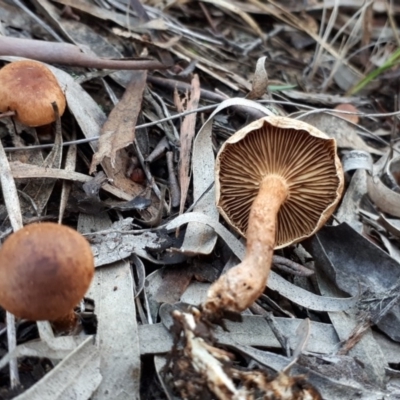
[0,0,400,399]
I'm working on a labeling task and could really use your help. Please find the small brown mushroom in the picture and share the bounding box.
[333,103,359,124]
[204,116,344,315]
[0,222,94,331]
[0,60,66,127]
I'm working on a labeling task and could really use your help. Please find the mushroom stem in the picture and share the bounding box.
[51,310,78,333]
[204,175,288,315]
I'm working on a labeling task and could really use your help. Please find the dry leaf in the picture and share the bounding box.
[178,74,201,215]
[90,71,147,173]
[14,337,101,400]
[298,112,383,155]
[81,213,141,400]
[246,56,269,100]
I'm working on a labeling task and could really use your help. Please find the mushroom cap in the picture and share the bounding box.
[215,116,344,249]
[0,222,94,321]
[0,60,66,127]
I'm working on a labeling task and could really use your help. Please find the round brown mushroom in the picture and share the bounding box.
[204,116,344,314]
[0,60,66,127]
[0,222,94,328]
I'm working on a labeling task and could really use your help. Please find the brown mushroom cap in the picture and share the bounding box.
[0,222,94,321]
[0,60,66,127]
[215,116,344,249]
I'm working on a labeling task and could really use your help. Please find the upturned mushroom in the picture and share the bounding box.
[0,222,94,331]
[0,60,66,127]
[204,116,344,315]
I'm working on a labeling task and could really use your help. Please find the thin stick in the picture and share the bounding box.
[273,255,314,277]
[145,136,169,163]
[0,37,168,70]
[0,111,16,120]
[3,102,400,152]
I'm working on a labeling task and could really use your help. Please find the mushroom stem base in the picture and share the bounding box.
[204,175,288,315]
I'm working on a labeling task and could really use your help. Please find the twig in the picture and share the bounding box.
[198,2,219,34]
[264,312,291,357]
[145,136,170,163]
[14,0,64,42]
[166,151,180,208]
[272,255,314,277]
[0,37,168,70]
[143,90,179,144]
[337,317,371,356]
[148,75,266,120]
[134,139,162,201]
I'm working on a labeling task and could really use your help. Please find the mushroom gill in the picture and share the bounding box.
[216,121,342,248]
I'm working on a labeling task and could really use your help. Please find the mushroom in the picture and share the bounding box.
[203,116,344,315]
[0,60,66,127]
[0,222,94,331]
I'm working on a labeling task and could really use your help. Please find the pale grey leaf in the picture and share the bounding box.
[81,213,141,400]
[14,337,101,400]
[167,212,357,312]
